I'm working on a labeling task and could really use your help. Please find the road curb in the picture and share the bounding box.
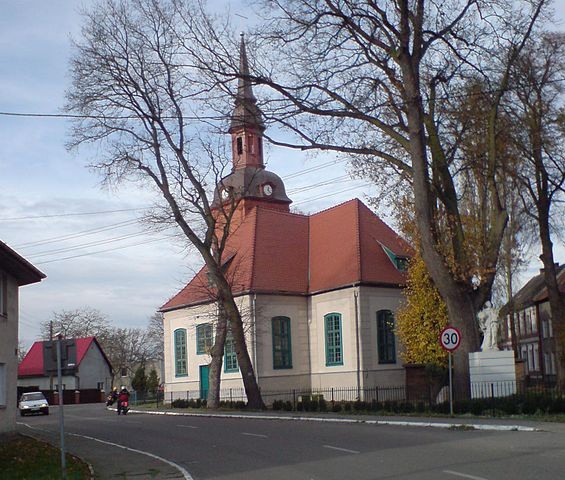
[127,408,540,432]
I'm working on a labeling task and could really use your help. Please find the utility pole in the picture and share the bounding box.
[55,332,67,479]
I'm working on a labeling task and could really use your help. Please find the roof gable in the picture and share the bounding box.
[161,199,411,311]
[0,241,45,286]
[18,336,111,377]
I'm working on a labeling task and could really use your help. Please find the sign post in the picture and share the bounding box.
[440,326,461,416]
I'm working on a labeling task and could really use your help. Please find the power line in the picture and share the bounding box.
[0,207,146,221]
[293,183,371,206]
[29,229,167,258]
[14,218,142,249]
[33,234,177,265]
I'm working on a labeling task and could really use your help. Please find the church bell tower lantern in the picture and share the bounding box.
[229,34,265,171]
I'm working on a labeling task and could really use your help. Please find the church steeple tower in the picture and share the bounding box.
[212,34,291,212]
[229,34,265,171]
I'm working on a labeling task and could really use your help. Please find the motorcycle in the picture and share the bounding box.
[118,400,129,415]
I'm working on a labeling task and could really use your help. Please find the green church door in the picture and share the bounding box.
[199,365,209,400]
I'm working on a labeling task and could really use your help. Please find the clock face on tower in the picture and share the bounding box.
[262,184,273,196]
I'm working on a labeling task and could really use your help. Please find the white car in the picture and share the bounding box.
[19,392,49,416]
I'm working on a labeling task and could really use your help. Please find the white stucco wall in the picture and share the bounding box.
[0,274,18,434]
[76,342,112,391]
[164,298,252,398]
[162,284,406,402]
[252,294,311,391]
[18,374,77,391]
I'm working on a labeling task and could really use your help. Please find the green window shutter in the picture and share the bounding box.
[196,323,213,355]
[224,329,239,373]
[272,316,292,369]
[174,328,188,377]
[324,313,343,366]
[377,310,396,364]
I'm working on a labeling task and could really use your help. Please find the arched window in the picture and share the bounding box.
[174,328,188,377]
[272,316,292,369]
[324,313,343,366]
[196,323,213,355]
[224,329,239,373]
[377,310,396,364]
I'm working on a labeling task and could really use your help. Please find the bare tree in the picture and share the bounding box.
[40,307,112,343]
[146,312,165,362]
[104,327,153,383]
[65,0,263,408]
[508,32,565,388]
[215,0,547,397]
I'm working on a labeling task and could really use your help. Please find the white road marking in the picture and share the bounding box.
[323,445,360,454]
[177,424,199,429]
[241,432,269,438]
[19,422,194,480]
[443,470,489,480]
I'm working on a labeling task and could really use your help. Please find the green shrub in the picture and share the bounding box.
[171,399,189,408]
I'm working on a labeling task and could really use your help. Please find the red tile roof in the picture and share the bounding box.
[161,198,412,311]
[18,336,111,377]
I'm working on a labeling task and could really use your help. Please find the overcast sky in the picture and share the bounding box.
[1,1,564,349]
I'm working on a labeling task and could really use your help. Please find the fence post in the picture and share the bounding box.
[293,389,296,411]
[230,388,233,404]
[491,383,495,417]
[331,388,334,408]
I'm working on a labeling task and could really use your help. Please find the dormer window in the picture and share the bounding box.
[236,137,243,155]
[380,243,409,272]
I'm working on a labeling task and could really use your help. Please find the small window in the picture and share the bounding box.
[247,135,255,153]
[236,137,243,155]
[224,329,239,373]
[380,244,408,272]
[174,328,188,377]
[272,316,292,369]
[377,310,396,364]
[120,367,128,377]
[196,323,213,355]
[325,313,343,366]
[97,382,104,391]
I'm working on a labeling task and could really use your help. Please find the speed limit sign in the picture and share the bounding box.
[440,326,461,352]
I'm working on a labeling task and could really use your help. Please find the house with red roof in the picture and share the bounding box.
[0,241,45,433]
[18,336,112,403]
[160,37,412,401]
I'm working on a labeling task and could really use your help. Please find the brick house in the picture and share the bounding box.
[501,264,565,384]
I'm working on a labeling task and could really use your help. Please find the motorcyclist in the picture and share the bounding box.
[117,387,130,415]
[109,387,118,405]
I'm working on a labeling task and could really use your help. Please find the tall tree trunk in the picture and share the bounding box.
[215,276,264,409]
[402,59,481,399]
[538,213,565,390]
[207,306,227,409]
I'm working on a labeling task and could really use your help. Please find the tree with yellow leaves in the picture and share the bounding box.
[397,254,449,368]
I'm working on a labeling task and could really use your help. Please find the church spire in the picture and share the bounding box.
[229,34,265,170]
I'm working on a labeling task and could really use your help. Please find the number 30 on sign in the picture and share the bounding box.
[440,326,461,352]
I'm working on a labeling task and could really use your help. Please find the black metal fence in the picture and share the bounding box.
[137,380,565,416]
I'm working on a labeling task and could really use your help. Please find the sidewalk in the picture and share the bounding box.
[130,404,565,433]
[18,421,185,480]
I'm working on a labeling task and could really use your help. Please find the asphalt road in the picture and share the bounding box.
[17,404,565,480]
